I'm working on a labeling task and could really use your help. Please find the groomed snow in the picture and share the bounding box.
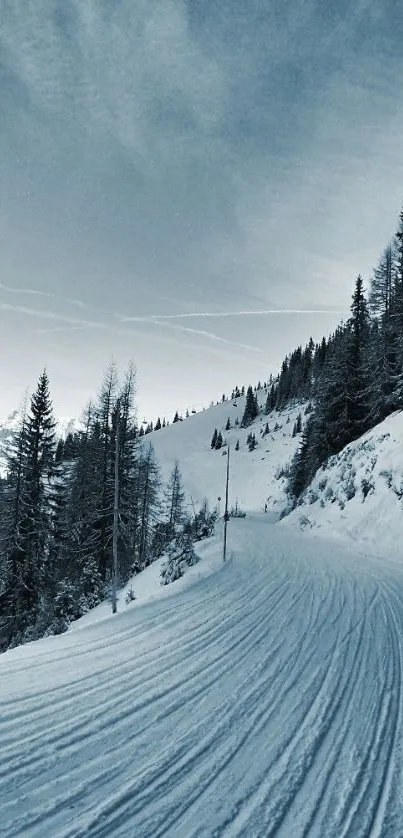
[1,517,403,836]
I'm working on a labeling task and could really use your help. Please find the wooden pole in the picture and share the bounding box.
[112,400,120,614]
[223,445,230,562]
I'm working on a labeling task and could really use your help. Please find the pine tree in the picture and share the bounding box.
[241,386,258,427]
[393,208,403,327]
[165,462,185,540]
[292,413,302,437]
[92,363,118,581]
[0,405,29,649]
[369,243,403,417]
[132,444,161,572]
[0,372,57,647]
[289,416,315,498]
[346,275,371,434]
[211,428,218,449]
[265,384,276,414]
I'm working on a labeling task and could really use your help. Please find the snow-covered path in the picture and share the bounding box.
[1,517,403,837]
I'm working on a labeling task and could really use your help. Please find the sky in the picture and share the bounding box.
[1,0,403,422]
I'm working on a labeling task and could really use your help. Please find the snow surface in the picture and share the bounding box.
[3,396,403,835]
[148,393,303,514]
[2,516,403,836]
[285,410,403,560]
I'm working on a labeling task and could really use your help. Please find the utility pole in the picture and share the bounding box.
[223,445,230,562]
[112,400,120,614]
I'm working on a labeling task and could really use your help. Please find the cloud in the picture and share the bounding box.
[35,324,109,336]
[1,1,228,166]
[120,308,345,323]
[0,281,86,309]
[151,319,263,354]
[0,301,107,330]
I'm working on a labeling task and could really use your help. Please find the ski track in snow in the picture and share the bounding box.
[1,516,403,837]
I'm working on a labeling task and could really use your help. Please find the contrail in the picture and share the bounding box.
[0,302,107,330]
[151,319,263,353]
[120,308,344,323]
[0,282,86,309]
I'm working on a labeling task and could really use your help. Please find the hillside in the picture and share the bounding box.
[150,395,403,564]
[3,389,403,564]
[148,391,304,514]
[284,409,403,560]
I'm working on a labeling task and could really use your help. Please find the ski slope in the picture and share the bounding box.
[148,393,304,513]
[2,515,403,837]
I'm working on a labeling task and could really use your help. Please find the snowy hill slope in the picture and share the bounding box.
[283,410,403,558]
[149,397,403,563]
[148,392,304,514]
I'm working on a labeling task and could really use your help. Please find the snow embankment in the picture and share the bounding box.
[283,410,403,559]
[69,529,226,633]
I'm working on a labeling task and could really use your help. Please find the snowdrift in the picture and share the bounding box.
[284,410,403,559]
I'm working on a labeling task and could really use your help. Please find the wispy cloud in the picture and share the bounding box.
[120,308,345,323]
[0,301,107,330]
[0,282,86,309]
[151,319,263,354]
[35,324,109,336]
[0,297,262,353]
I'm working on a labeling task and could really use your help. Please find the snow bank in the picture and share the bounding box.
[69,528,226,633]
[283,410,403,559]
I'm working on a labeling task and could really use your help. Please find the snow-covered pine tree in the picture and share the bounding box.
[160,532,198,585]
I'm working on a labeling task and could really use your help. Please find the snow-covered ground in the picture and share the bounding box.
[2,516,403,837]
[3,396,403,836]
[149,392,304,514]
[285,410,403,560]
[69,531,225,633]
